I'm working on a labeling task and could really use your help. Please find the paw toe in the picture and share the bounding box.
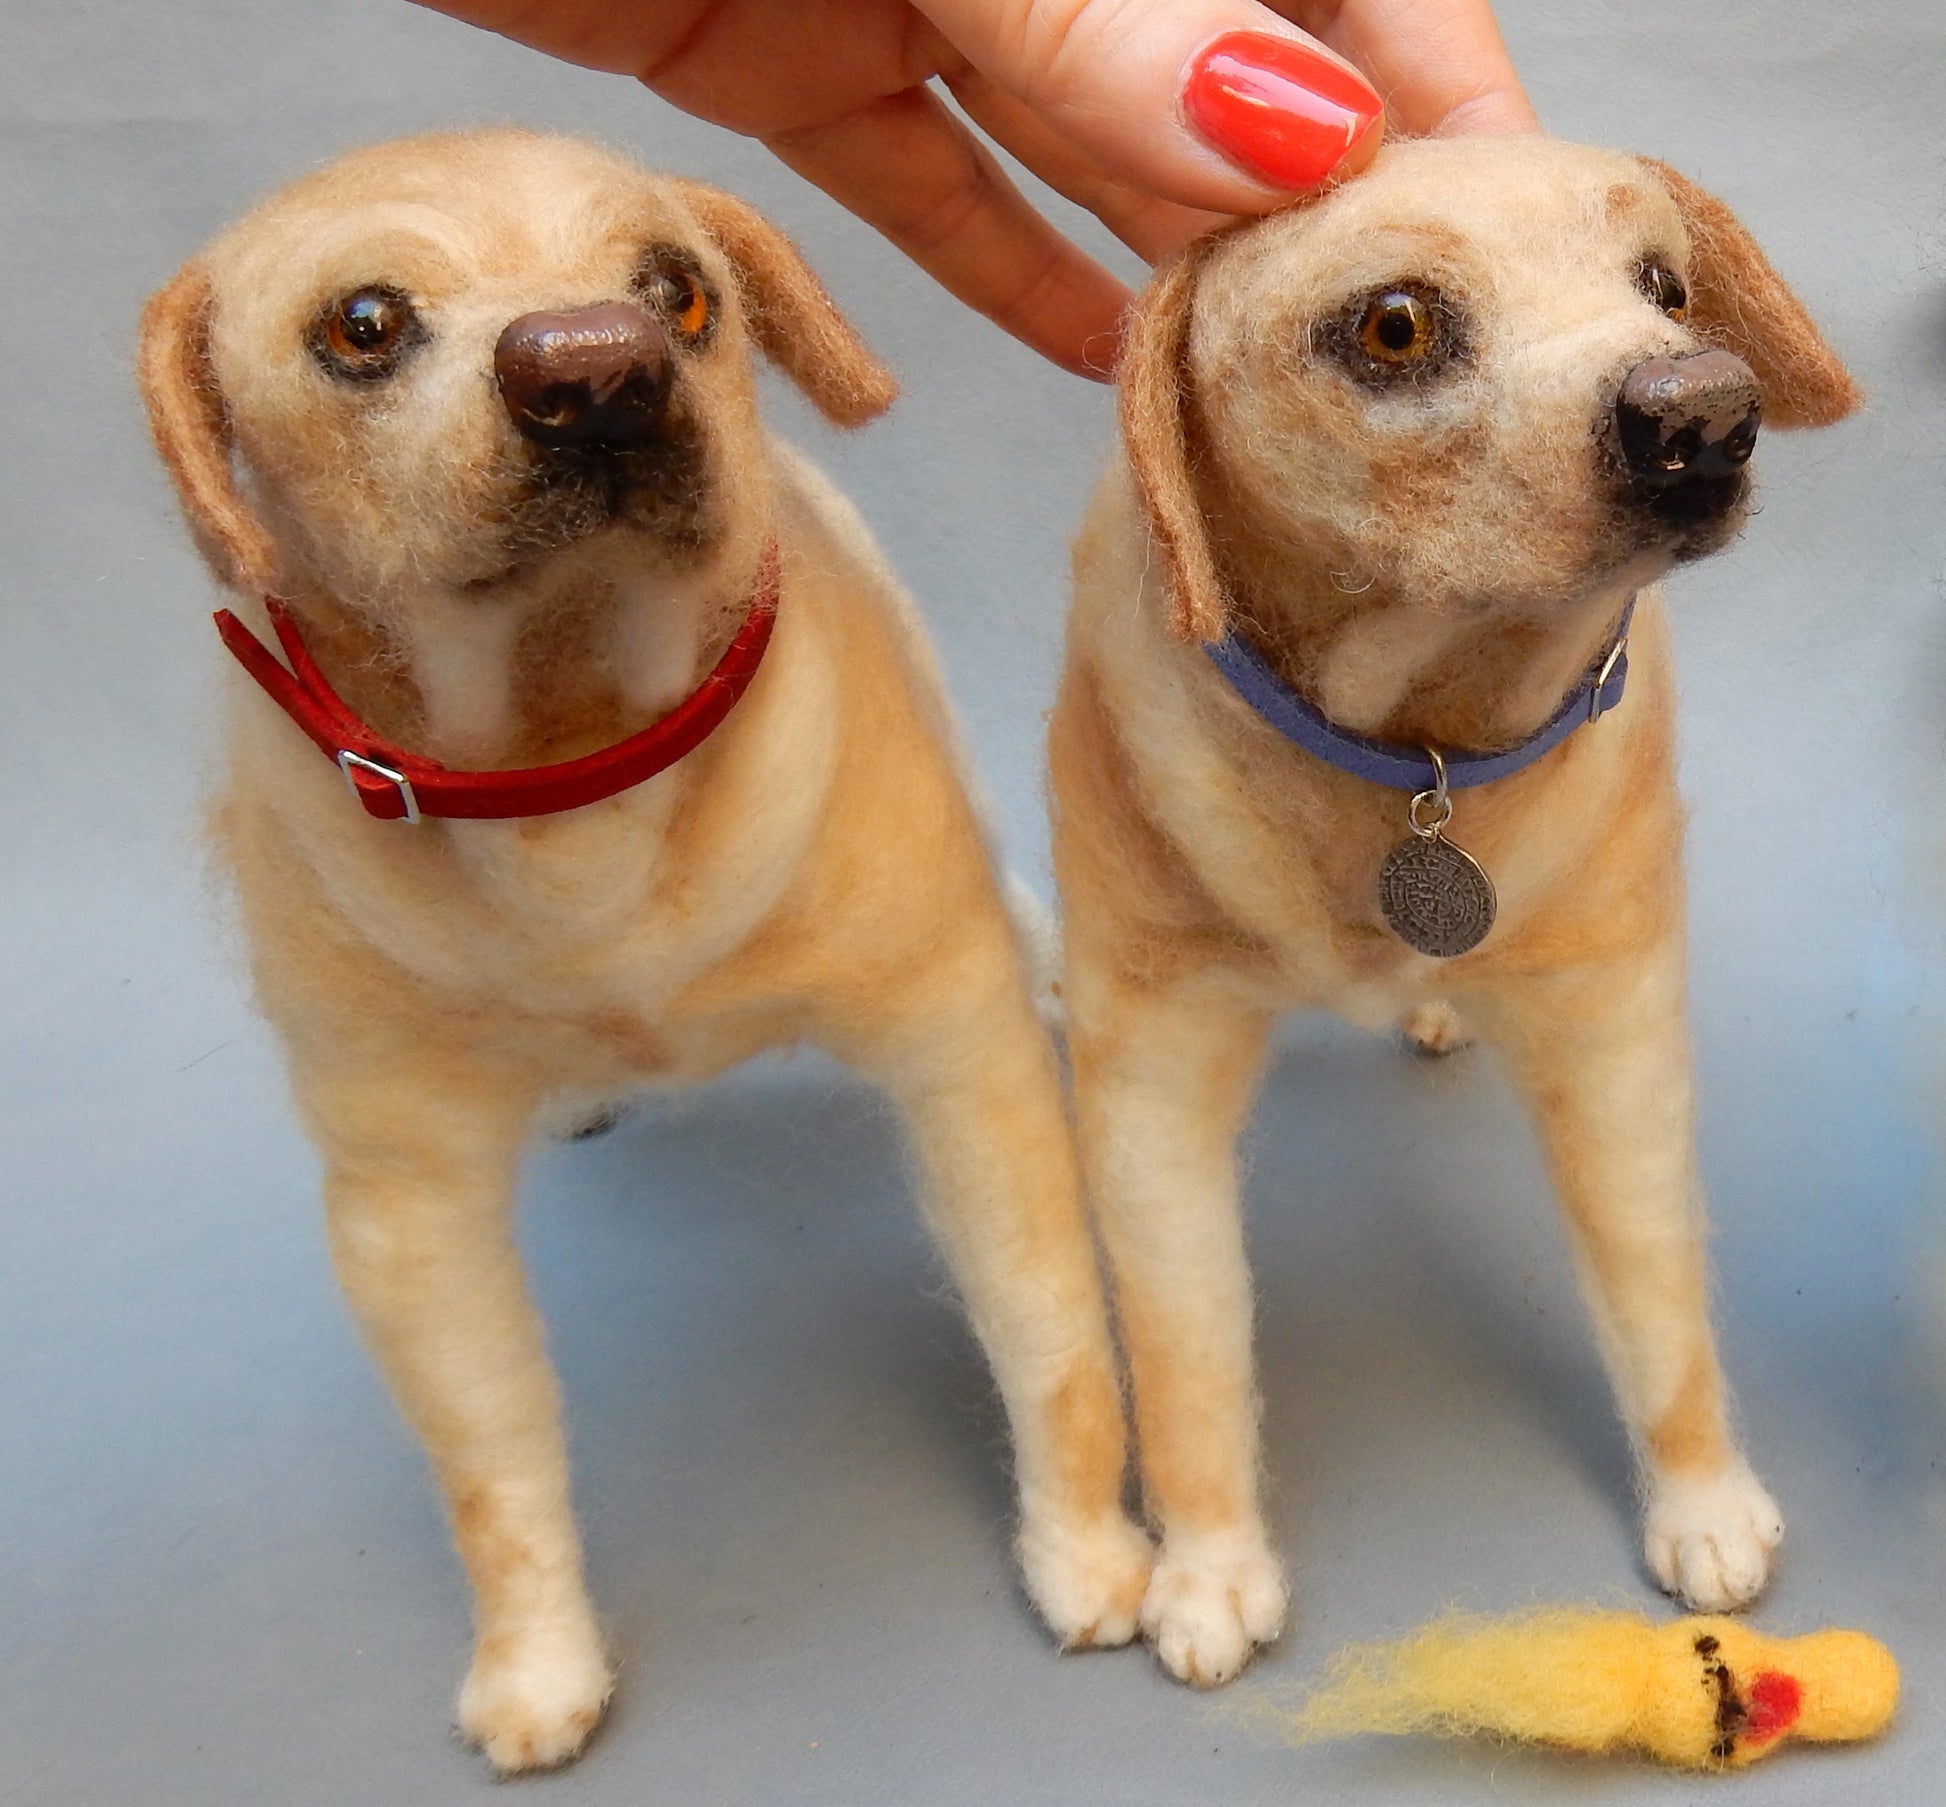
[459,1622,614,1774]
[1019,1514,1154,1651]
[1140,1533,1288,1688]
[1645,1466,1782,1612]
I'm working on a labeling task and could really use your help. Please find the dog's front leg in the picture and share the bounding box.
[297,1054,613,1772]
[857,965,1154,1655]
[1483,944,1782,1612]
[1067,963,1287,1687]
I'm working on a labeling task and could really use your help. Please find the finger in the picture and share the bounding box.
[917,0,1384,213]
[944,68,1228,263]
[765,84,1132,379]
[405,0,706,76]
[1286,0,1538,135]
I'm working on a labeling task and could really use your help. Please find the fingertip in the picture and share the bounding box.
[922,2,1385,218]
[1022,265,1136,382]
[1075,320,1125,384]
[1179,30,1386,202]
[1332,108,1387,183]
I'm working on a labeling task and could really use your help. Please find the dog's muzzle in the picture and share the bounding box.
[1614,349,1761,493]
[494,303,672,452]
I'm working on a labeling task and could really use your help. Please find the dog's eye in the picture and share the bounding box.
[651,270,710,341]
[1318,282,1461,388]
[1636,260,1689,321]
[312,287,421,381]
[1358,290,1437,365]
[636,250,715,347]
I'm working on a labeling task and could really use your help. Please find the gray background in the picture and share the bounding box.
[4,1,1944,1801]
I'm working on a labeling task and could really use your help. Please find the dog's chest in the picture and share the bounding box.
[271,772,808,1046]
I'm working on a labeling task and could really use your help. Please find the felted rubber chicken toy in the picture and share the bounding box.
[1293,1609,1899,1770]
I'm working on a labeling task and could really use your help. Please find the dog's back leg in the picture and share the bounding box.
[1065,959,1288,1687]
[295,1046,613,1773]
[836,931,1152,1652]
[1480,942,1782,1613]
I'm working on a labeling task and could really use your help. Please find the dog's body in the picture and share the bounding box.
[1051,137,1857,1688]
[139,129,1148,1771]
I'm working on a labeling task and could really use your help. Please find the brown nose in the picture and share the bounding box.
[1614,349,1761,489]
[494,303,671,452]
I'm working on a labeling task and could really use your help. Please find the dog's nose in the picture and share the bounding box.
[1614,349,1761,489]
[494,303,672,452]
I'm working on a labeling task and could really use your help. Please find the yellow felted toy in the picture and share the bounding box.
[1290,1609,1898,1770]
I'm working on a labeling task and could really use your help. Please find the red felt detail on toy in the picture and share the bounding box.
[214,541,780,821]
[1744,1671,1803,1744]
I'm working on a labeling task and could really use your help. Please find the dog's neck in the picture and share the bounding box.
[1212,524,1648,757]
[400,563,727,767]
[275,544,761,772]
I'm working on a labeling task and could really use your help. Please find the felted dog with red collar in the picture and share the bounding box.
[1049,136,1857,1689]
[138,128,1148,1773]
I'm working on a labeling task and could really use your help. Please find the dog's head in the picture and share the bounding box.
[1121,137,1858,642]
[138,129,895,607]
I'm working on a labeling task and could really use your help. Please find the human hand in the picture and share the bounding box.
[411,0,1536,378]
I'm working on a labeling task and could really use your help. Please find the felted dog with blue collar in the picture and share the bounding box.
[1048,136,1857,1689]
[137,128,1149,1772]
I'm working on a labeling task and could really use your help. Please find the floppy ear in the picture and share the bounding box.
[1640,159,1860,430]
[674,181,898,429]
[1117,246,1225,642]
[137,261,279,594]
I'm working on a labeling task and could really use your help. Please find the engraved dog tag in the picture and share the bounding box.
[1378,749,1496,958]
[1378,831,1497,958]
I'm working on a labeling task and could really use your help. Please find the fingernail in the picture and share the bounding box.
[1182,32,1383,192]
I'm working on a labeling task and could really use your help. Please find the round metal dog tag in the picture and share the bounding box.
[1377,832,1497,959]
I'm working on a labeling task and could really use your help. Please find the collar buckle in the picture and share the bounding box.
[337,749,421,824]
[1589,631,1629,725]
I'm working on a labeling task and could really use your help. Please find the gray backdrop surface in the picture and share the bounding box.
[3,1,1945,1801]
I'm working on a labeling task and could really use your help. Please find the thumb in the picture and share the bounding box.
[917,0,1385,214]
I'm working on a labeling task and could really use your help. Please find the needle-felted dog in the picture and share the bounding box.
[138,128,1149,1771]
[1049,136,1857,1689]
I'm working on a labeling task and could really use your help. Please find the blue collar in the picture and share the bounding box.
[1203,601,1634,794]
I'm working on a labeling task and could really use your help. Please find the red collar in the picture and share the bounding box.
[214,542,780,822]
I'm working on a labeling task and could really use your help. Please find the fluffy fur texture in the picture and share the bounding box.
[1050,136,1859,1688]
[138,128,1148,1773]
[1286,1608,1899,1770]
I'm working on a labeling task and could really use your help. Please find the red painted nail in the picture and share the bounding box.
[1182,32,1383,192]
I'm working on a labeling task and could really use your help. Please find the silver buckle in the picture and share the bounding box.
[1589,634,1628,724]
[337,749,421,823]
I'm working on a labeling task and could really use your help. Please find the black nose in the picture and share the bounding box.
[1614,349,1761,489]
[494,303,671,452]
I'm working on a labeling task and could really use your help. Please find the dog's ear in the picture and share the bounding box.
[1641,159,1860,430]
[137,261,278,593]
[1117,246,1225,642]
[675,182,898,429]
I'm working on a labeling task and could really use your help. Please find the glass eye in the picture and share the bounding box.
[643,265,712,342]
[1637,260,1688,320]
[314,287,419,379]
[1357,289,1437,364]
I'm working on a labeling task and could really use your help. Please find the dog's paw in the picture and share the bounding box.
[1400,999,1472,1057]
[458,1619,614,1774]
[1018,1512,1154,1650]
[1644,1463,1783,1612]
[1140,1529,1288,1687]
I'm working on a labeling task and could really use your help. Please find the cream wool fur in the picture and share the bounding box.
[138,128,1147,1773]
[1050,136,1858,1690]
